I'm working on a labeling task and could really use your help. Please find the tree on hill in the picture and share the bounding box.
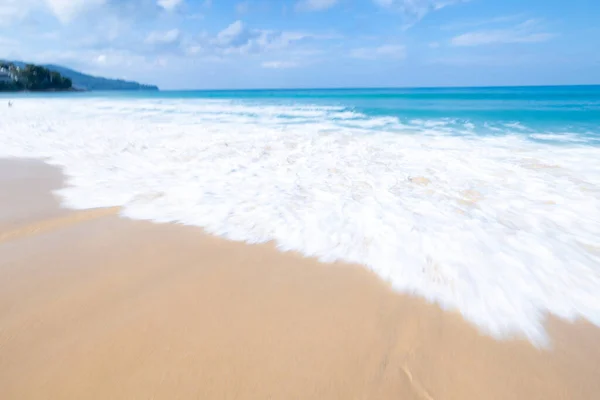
[0,63,72,91]
[19,64,72,90]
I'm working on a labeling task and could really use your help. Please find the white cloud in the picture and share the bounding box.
[373,0,467,28]
[295,0,339,12]
[272,32,315,48]
[0,0,29,25]
[40,31,61,40]
[155,57,168,67]
[1,0,183,27]
[186,13,204,20]
[441,14,524,31]
[157,0,184,12]
[0,35,19,47]
[451,19,555,46]
[374,0,446,15]
[0,0,106,25]
[45,0,106,23]
[216,20,246,45]
[236,1,250,14]
[4,7,334,83]
[145,29,181,45]
[350,44,406,60]
[16,48,148,72]
[261,61,299,69]
[71,15,132,51]
[195,21,333,57]
[431,53,535,67]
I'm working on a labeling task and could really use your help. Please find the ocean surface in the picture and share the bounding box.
[1,86,600,345]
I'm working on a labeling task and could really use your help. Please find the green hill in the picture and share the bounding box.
[2,60,159,91]
[1,63,73,92]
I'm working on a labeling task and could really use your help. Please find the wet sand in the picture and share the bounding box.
[1,158,599,400]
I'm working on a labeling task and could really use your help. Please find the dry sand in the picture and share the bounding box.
[1,158,599,400]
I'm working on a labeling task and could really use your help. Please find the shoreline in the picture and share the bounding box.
[1,157,600,399]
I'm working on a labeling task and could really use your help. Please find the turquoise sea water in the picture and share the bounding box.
[2,85,600,345]
[5,85,600,140]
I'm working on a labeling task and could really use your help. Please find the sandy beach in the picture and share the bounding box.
[1,157,600,400]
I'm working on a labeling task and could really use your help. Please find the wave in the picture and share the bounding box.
[2,97,600,346]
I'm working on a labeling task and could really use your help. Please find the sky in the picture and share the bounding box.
[1,0,599,89]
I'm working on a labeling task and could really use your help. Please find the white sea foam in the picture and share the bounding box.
[2,98,600,346]
[529,133,589,143]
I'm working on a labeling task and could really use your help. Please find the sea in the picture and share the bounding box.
[1,86,600,345]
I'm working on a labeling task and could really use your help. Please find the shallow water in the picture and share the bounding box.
[1,86,600,345]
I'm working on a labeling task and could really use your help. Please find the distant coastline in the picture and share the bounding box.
[1,60,159,92]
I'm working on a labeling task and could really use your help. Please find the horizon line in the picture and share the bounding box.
[158,83,600,92]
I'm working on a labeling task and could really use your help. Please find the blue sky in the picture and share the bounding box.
[1,0,599,89]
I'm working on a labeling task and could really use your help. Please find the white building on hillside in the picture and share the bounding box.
[0,68,12,83]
